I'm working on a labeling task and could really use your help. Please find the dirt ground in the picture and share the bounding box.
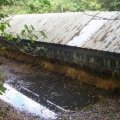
[0,98,120,120]
[0,56,120,120]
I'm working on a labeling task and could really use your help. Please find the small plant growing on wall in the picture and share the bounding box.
[0,13,48,56]
[17,24,47,43]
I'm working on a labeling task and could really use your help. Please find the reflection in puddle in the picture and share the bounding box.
[6,74,99,111]
[0,84,57,120]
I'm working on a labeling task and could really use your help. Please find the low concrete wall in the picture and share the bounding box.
[0,37,120,80]
[32,40,120,79]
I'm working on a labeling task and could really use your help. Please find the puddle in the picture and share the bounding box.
[0,57,120,120]
[0,84,57,120]
[0,57,104,119]
[5,74,100,112]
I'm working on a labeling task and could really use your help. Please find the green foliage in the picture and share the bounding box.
[22,0,51,13]
[0,0,12,5]
[51,0,101,12]
[50,0,77,12]
[17,24,48,55]
[0,22,13,41]
[0,13,48,56]
[98,0,120,11]
[0,13,13,41]
[0,0,120,13]
[17,24,47,42]
[0,14,6,20]
[0,72,6,95]
[80,0,101,11]
[18,25,38,42]
[0,84,6,95]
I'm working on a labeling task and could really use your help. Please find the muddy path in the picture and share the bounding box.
[0,56,120,120]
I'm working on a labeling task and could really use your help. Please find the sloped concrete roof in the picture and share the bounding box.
[6,12,120,53]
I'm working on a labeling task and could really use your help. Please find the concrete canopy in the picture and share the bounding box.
[6,12,120,53]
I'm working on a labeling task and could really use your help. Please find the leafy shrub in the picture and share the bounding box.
[22,0,52,13]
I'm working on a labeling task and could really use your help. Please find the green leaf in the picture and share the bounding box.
[0,24,6,32]
[6,34,13,40]
[0,84,6,95]
[7,22,11,27]
[40,31,47,38]
[24,24,29,30]
[31,25,35,30]
[34,34,38,39]
[17,34,21,41]
[21,30,25,36]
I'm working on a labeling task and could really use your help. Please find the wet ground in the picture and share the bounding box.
[0,56,120,120]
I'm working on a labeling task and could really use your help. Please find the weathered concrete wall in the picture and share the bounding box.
[30,40,120,79]
[0,37,119,80]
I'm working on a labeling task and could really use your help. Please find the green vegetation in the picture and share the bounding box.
[0,72,5,95]
[0,18,48,56]
[0,0,120,15]
[0,84,6,95]
[98,0,120,11]
[0,13,13,41]
[0,10,48,56]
